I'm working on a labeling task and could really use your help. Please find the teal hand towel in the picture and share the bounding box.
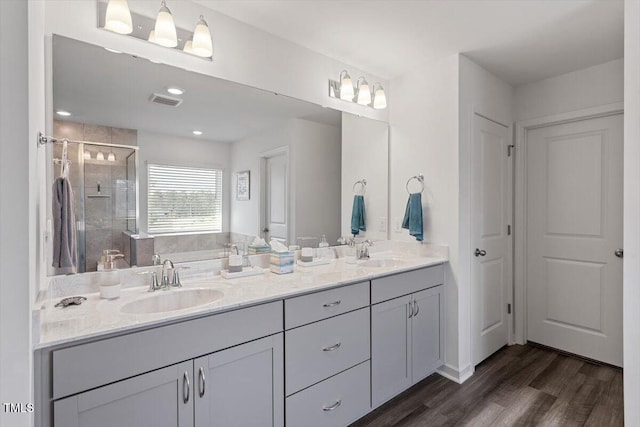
[402,193,423,242]
[351,195,366,235]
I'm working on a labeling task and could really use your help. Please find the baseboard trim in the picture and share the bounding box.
[437,363,474,384]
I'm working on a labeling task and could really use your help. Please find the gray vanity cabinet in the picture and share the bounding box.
[370,266,444,408]
[194,334,284,427]
[54,360,194,427]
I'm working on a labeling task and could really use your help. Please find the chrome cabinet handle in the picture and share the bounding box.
[474,248,487,257]
[408,301,414,318]
[413,300,419,317]
[183,371,190,404]
[198,367,206,398]
[322,342,341,352]
[322,399,342,412]
[615,248,624,258]
[323,300,341,308]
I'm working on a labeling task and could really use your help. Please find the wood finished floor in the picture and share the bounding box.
[351,344,623,427]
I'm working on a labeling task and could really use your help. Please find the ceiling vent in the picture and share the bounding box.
[149,93,183,107]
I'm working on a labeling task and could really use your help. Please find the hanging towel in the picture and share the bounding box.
[52,176,78,274]
[351,194,366,235]
[402,192,423,242]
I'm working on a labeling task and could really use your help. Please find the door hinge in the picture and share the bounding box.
[507,303,512,314]
[507,225,511,235]
[507,145,515,157]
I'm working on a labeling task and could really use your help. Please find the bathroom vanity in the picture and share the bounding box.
[34,249,446,427]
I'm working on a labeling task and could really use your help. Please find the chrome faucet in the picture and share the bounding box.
[161,259,175,290]
[356,240,374,260]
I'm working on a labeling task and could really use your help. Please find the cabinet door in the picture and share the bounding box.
[54,361,193,427]
[195,333,284,427]
[371,295,412,408]
[411,285,444,383]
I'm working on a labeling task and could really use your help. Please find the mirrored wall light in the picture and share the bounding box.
[84,151,92,160]
[96,151,105,161]
[153,1,178,48]
[104,0,133,35]
[339,70,355,101]
[107,152,116,162]
[372,83,387,110]
[191,15,213,58]
[356,77,372,106]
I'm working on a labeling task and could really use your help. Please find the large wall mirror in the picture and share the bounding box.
[47,35,388,275]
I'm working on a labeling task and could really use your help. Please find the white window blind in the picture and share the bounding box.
[147,164,223,233]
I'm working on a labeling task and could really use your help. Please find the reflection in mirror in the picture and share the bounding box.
[50,35,351,274]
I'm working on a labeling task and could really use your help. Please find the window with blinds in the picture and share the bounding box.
[147,164,223,233]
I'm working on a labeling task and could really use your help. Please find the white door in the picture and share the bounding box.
[471,114,512,366]
[526,114,623,366]
[263,151,288,243]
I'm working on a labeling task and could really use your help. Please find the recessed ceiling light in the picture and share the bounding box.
[192,130,203,136]
[56,110,72,117]
[167,87,184,95]
[104,47,122,54]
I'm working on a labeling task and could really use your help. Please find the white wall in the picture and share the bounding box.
[514,58,623,121]
[43,0,388,123]
[341,113,389,241]
[389,54,461,377]
[624,0,640,423]
[230,119,341,245]
[137,130,231,234]
[0,1,32,426]
[458,56,514,376]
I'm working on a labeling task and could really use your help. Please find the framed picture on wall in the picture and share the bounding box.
[236,170,250,201]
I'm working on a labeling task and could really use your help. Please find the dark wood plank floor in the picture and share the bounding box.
[351,344,623,426]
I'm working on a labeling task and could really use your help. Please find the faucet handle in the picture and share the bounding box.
[138,270,160,292]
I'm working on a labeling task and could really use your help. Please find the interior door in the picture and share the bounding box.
[471,114,511,366]
[526,114,623,366]
[263,151,288,243]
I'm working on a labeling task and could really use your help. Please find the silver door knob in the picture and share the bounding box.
[615,248,624,258]
[475,248,487,257]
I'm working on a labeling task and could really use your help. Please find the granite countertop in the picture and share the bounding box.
[34,242,448,350]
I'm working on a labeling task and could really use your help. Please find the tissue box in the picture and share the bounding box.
[249,244,271,254]
[270,251,295,274]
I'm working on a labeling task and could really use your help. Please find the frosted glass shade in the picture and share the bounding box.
[154,2,178,48]
[104,0,133,35]
[192,15,213,58]
[373,85,387,109]
[148,30,156,43]
[356,80,371,105]
[96,152,105,161]
[340,72,354,101]
[107,152,116,162]
[183,40,194,54]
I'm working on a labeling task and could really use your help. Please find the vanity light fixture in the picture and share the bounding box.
[84,151,92,160]
[104,0,133,35]
[153,1,178,48]
[183,40,194,54]
[107,152,116,162]
[167,87,184,95]
[372,83,387,110]
[339,70,355,101]
[355,77,371,106]
[192,130,203,136]
[96,151,105,161]
[191,15,213,58]
[56,110,72,117]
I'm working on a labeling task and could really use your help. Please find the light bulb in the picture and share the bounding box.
[154,1,177,48]
[191,15,213,58]
[183,40,194,54]
[107,152,116,162]
[104,0,133,35]
[339,71,354,101]
[96,151,105,161]
[84,151,91,160]
[356,78,371,105]
[373,84,387,109]
[148,30,156,43]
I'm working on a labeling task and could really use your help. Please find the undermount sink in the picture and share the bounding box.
[121,288,224,314]
[358,258,406,268]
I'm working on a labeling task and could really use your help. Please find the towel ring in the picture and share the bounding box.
[406,174,424,194]
[353,179,367,196]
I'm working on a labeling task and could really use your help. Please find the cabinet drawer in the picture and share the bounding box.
[286,361,370,427]
[285,281,369,329]
[371,265,444,304]
[285,308,370,395]
[52,301,282,399]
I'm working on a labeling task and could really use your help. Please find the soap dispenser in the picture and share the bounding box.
[318,234,330,258]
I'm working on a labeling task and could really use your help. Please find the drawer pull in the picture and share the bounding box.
[323,300,341,308]
[322,342,342,352]
[322,399,342,412]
